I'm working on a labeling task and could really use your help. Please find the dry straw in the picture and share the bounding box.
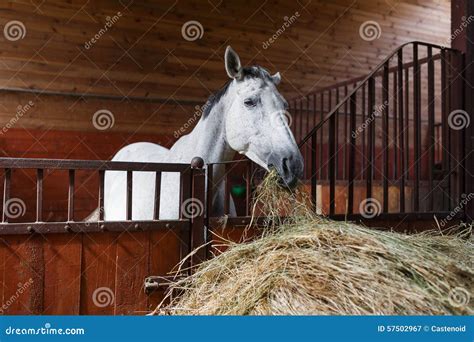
[155,171,473,315]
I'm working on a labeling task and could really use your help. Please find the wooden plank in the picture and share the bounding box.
[0,235,44,314]
[79,232,118,315]
[147,230,181,312]
[0,0,452,111]
[114,231,150,315]
[42,234,82,314]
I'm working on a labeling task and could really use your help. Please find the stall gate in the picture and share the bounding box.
[0,157,210,315]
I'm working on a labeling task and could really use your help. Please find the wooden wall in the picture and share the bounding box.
[0,0,453,224]
[0,229,182,315]
[0,0,451,137]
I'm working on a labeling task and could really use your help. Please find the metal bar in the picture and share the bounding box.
[398,49,406,213]
[0,220,189,235]
[458,48,468,220]
[311,132,317,212]
[224,164,230,215]
[300,98,305,143]
[245,161,251,216]
[362,83,366,179]
[441,49,448,211]
[319,92,324,179]
[68,169,75,221]
[179,169,192,220]
[126,171,133,220]
[427,46,435,211]
[312,94,319,181]
[404,67,410,187]
[328,90,333,181]
[348,93,357,215]
[343,85,348,180]
[36,169,43,222]
[413,43,421,212]
[98,170,105,221]
[294,99,300,143]
[367,77,375,201]
[190,163,206,269]
[392,69,398,179]
[153,172,162,220]
[2,169,11,223]
[329,106,336,216]
[382,62,389,213]
[0,158,189,172]
[304,96,314,179]
[446,52,452,211]
[206,163,214,219]
[179,167,192,265]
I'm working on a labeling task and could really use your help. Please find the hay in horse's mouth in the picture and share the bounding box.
[153,171,473,315]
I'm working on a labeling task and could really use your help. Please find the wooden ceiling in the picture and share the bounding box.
[0,0,451,103]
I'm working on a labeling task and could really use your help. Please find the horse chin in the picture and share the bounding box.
[276,175,299,190]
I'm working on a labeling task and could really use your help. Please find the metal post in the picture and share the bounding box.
[190,157,206,268]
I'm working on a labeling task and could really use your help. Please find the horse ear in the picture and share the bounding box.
[272,72,281,85]
[225,46,242,80]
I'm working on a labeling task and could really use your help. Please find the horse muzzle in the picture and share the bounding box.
[268,152,304,189]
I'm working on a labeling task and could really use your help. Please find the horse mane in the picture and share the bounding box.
[202,66,272,118]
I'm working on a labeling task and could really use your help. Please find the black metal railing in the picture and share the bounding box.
[290,41,466,220]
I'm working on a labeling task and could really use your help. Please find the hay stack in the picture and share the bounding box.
[156,172,473,315]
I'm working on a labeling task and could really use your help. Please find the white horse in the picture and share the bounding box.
[103,46,303,220]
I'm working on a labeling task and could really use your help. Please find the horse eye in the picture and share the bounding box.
[244,98,256,107]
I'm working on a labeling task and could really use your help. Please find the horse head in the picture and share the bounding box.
[222,46,304,188]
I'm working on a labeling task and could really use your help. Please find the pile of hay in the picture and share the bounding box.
[155,172,473,315]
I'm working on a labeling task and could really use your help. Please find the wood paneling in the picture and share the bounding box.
[0,228,184,315]
[0,0,450,134]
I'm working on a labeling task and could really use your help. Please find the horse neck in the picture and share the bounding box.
[171,92,236,183]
